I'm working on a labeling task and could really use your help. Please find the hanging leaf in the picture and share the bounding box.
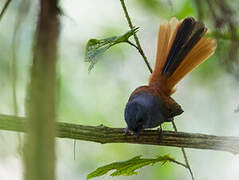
[85,27,139,72]
[87,154,175,179]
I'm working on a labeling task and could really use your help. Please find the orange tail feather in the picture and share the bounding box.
[149,17,217,95]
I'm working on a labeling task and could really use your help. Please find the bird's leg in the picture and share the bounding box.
[157,124,163,142]
[158,124,162,134]
[135,131,140,140]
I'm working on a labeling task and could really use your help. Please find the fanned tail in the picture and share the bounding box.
[149,17,217,95]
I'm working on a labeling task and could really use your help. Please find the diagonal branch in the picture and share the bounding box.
[1,114,239,154]
[119,0,153,73]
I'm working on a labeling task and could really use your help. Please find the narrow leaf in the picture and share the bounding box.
[87,154,173,179]
[85,27,139,72]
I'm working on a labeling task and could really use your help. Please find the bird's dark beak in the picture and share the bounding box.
[125,126,141,138]
[124,126,130,135]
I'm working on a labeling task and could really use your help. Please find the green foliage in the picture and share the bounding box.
[85,27,139,72]
[87,155,174,179]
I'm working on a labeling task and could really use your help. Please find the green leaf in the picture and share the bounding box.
[85,27,139,72]
[87,154,174,179]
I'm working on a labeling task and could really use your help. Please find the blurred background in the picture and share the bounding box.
[0,0,239,179]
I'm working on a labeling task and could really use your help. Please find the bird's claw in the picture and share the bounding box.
[134,132,140,140]
[157,125,163,142]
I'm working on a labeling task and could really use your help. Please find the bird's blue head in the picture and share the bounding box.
[124,92,166,135]
[124,101,146,134]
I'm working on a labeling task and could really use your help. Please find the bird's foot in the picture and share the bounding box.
[157,125,163,142]
[134,132,140,140]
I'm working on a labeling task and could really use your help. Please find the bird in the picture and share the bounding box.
[124,17,217,136]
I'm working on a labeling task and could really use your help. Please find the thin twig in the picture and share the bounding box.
[119,0,153,73]
[119,1,194,179]
[168,158,188,169]
[172,121,194,180]
[126,40,139,50]
[0,0,12,21]
[74,139,76,160]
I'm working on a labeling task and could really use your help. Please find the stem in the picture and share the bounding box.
[119,0,153,73]
[74,139,76,160]
[126,40,139,50]
[169,158,188,169]
[172,121,194,180]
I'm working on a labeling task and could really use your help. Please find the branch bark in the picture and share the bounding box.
[1,114,239,154]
